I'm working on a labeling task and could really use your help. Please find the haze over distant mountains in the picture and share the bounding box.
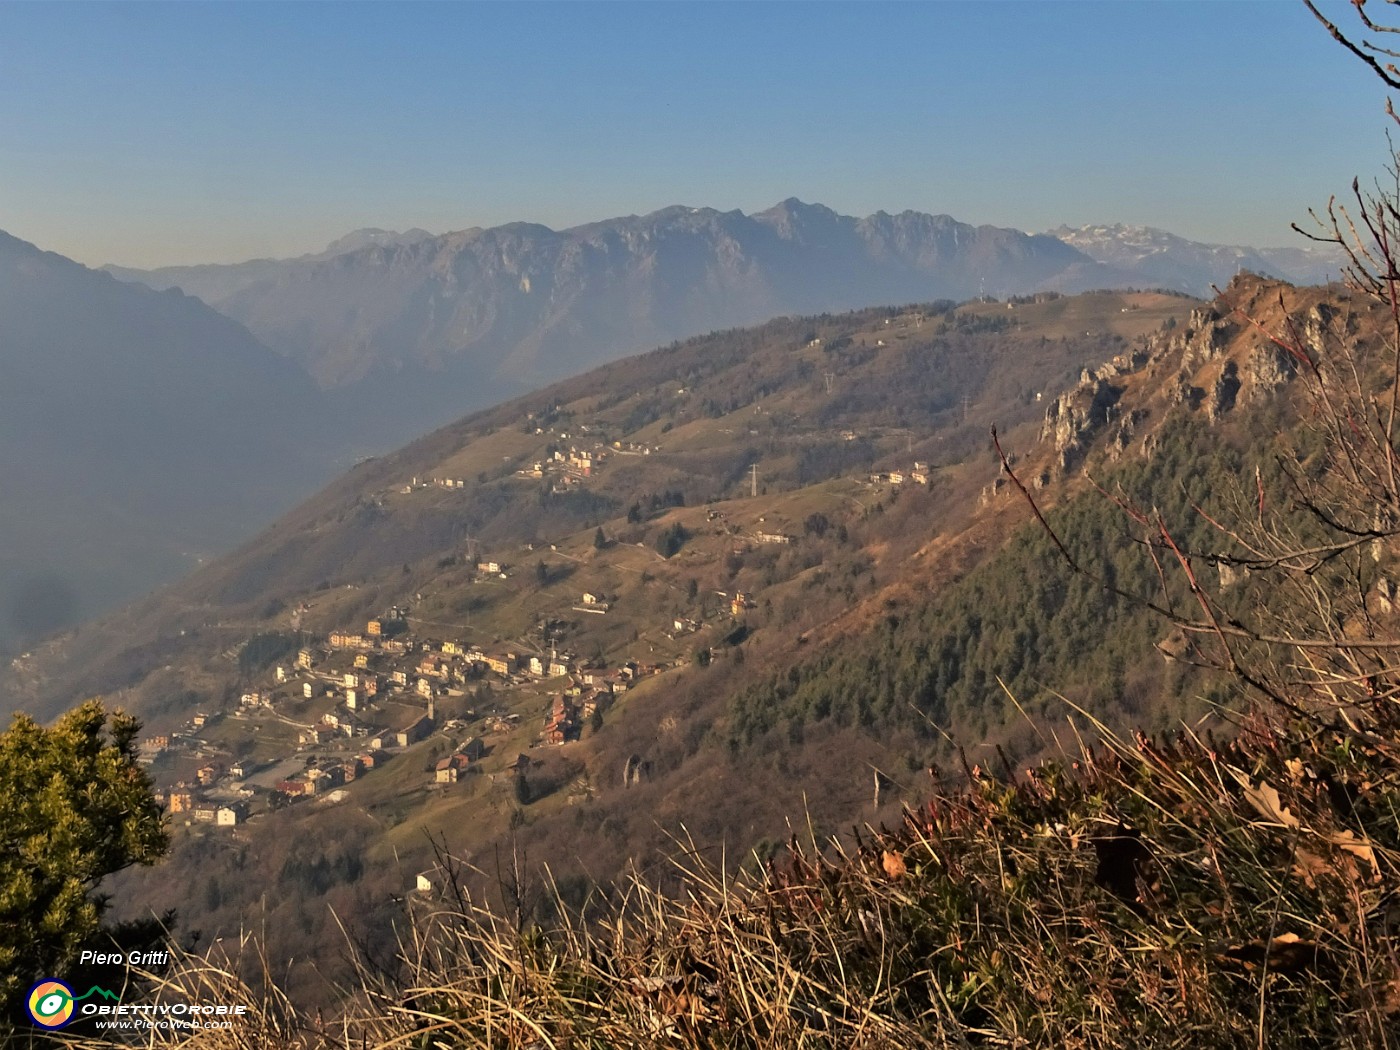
[0,231,335,655]
[106,201,1346,424]
[0,202,1344,654]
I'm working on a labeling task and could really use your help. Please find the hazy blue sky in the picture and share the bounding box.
[1,1,1392,268]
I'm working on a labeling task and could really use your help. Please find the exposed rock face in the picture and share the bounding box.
[1244,341,1297,399]
[1034,323,1179,472]
[623,753,649,787]
[1303,302,1336,359]
[1168,373,1204,409]
[1208,362,1240,423]
[1107,409,1148,460]
[1181,306,1235,368]
[1041,377,1123,471]
[978,476,1008,506]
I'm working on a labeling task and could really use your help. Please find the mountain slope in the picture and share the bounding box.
[2,287,1193,720]
[0,230,334,656]
[17,279,1359,1009]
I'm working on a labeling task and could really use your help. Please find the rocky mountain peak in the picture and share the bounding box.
[320,228,435,256]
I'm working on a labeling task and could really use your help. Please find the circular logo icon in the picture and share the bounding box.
[27,980,75,1028]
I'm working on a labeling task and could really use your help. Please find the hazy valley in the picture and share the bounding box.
[0,231,339,660]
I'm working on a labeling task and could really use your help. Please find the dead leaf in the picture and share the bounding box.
[1246,780,1299,827]
[1266,933,1319,970]
[1222,932,1321,972]
[1228,768,1299,827]
[881,850,907,880]
[1328,829,1377,873]
[1292,848,1328,889]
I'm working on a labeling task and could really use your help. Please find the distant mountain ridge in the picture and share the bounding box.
[319,227,435,256]
[103,227,438,306]
[104,204,1343,425]
[1049,222,1344,293]
[107,200,1101,395]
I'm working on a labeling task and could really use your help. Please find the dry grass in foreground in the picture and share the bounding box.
[46,703,1400,1050]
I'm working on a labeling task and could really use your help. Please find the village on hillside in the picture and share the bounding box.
[140,589,674,829]
[139,464,938,837]
[127,303,1010,842]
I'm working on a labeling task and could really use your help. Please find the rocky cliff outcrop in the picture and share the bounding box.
[1243,341,1297,399]
[1207,362,1241,422]
[1041,376,1123,472]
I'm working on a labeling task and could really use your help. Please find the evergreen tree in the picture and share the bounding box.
[0,700,168,1010]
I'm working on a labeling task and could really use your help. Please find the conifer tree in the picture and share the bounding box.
[0,700,168,1008]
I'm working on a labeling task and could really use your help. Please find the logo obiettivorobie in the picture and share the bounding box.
[26,980,75,1028]
[26,980,119,1028]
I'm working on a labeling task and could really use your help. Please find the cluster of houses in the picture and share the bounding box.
[145,598,678,828]
[870,461,933,486]
[515,444,611,488]
[163,792,248,826]
[434,737,486,783]
[401,476,467,493]
[276,750,387,799]
[143,713,258,828]
[316,617,659,702]
[544,695,579,745]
